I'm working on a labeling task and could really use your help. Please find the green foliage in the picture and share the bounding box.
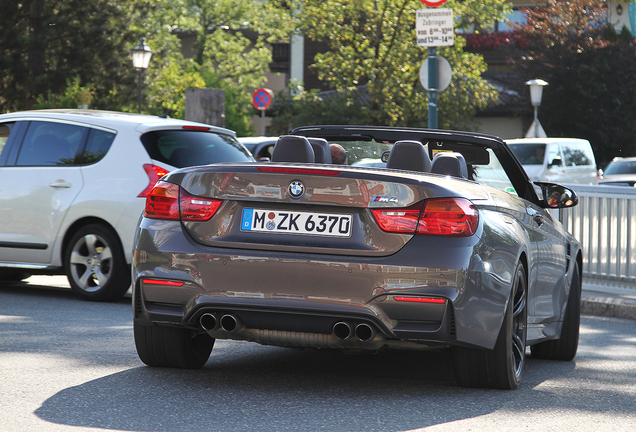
[507,0,636,165]
[270,83,370,135]
[32,76,95,109]
[286,0,504,129]
[0,0,147,113]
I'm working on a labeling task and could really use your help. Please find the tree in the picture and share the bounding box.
[155,0,293,131]
[280,0,509,129]
[0,0,146,113]
[507,0,636,165]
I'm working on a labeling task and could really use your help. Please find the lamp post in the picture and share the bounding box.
[131,38,152,114]
[525,79,548,138]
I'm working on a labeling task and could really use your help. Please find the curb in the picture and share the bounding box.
[581,296,636,321]
[581,281,636,321]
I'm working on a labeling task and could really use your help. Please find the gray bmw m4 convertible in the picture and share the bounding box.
[132,126,582,389]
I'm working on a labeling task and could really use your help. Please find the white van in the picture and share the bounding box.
[506,138,598,184]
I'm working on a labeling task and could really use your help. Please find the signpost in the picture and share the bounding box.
[416,3,453,129]
[252,88,274,136]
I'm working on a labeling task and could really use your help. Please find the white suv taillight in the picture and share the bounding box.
[139,164,170,198]
[144,181,223,221]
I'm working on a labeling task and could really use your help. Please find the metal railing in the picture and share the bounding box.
[557,184,636,288]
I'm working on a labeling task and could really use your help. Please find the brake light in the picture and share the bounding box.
[142,279,184,287]
[145,181,180,220]
[139,164,170,197]
[371,202,423,234]
[182,126,210,131]
[257,167,341,176]
[394,296,446,304]
[372,198,478,237]
[417,198,478,236]
[180,189,222,221]
[144,181,223,221]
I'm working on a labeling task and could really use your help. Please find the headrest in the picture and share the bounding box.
[271,135,315,163]
[308,138,332,164]
[431,152,469,179]
[386,140,431,172]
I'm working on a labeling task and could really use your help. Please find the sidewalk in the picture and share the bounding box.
[581,280,636,321]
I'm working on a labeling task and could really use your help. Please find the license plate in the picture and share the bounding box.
[241,209,352,237]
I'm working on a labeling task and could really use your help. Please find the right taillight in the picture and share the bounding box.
[144,181,223,221]
[372,198,478,237]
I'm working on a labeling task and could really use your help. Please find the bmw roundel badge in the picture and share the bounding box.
[288,180,305,198]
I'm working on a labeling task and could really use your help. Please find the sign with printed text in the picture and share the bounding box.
[416,8,454,47]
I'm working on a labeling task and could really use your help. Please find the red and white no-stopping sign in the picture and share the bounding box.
[252,88,274,111]
[419,0,447,6]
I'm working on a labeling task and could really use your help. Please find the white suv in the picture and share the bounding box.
[0,109,254,300]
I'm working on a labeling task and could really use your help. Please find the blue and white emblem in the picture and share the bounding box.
[288,180,305,198]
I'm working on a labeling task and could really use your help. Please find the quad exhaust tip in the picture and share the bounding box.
[199,313,218,331]
[355,323,376,342]
[333,321,354,340]
[220,314,243,332]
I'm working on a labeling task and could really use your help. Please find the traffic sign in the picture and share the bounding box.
[416,8,454,47]
[419,56,452,92]
[419,0,447,6]
[252,88,274,111]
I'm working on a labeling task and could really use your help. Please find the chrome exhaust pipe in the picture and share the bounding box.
[355,323,376,341]
[220,314,243,332]
[199,313,218,331]
[333,321,354,340]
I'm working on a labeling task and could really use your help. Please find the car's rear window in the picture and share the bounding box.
[141,130,254,168]
[604,160,636,175]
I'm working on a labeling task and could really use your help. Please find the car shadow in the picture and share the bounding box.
[32,342,610,432]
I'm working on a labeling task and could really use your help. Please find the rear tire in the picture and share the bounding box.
[531,261,581,361]
[454,262,527,389]
[134,321,214,369]
[64,223,131,301]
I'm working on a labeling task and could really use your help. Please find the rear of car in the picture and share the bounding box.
[506,137,598,184]
[599,157,636,186]
[132,126,583,389]
[0,109,253,300]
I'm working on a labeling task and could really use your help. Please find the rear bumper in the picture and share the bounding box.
[133,220,514,350]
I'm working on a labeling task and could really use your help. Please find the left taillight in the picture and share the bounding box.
[372,198,478,237]
[144,181,223,221]
[139,164,170,198]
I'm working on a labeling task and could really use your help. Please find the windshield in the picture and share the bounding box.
[326,139,394,167]
[508,143,546,165]
[141,130,254,168]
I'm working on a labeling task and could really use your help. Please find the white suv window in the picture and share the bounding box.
[17,121,87,166]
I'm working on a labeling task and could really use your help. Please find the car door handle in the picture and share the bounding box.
[49,180,72,188]
[533,214,544,226]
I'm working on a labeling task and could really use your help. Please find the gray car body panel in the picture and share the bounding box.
[132,126,581,351]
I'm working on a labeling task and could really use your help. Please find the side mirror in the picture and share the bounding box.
[548,156,562,168]
[381,151,390,163]
[534,182,578,208]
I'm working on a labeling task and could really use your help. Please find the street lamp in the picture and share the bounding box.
[131,38,152,114]
[525,79,548,138]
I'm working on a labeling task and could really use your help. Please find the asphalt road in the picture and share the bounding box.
[1,277,635,432]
